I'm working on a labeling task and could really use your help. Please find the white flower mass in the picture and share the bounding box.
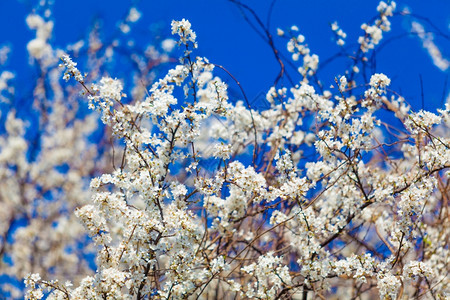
[0,1,448,299]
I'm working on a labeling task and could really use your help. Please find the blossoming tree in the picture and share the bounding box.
[2,1,449,299]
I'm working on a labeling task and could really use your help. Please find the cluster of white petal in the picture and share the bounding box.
[26,14,54,63]
[21,2,449,299]
[331,21,347,46]
[284,26,319,80]
[358,1,396,53]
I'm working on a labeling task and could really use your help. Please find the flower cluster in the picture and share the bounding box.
[60,54,84,83]
[119,7,142,34]
[171,18,198,51]
[285,26,319,80]
[26,14,53,62]
[358,1,396,53]
[331,21,347,46]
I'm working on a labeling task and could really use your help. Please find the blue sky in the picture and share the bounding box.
[0,0,449,112]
